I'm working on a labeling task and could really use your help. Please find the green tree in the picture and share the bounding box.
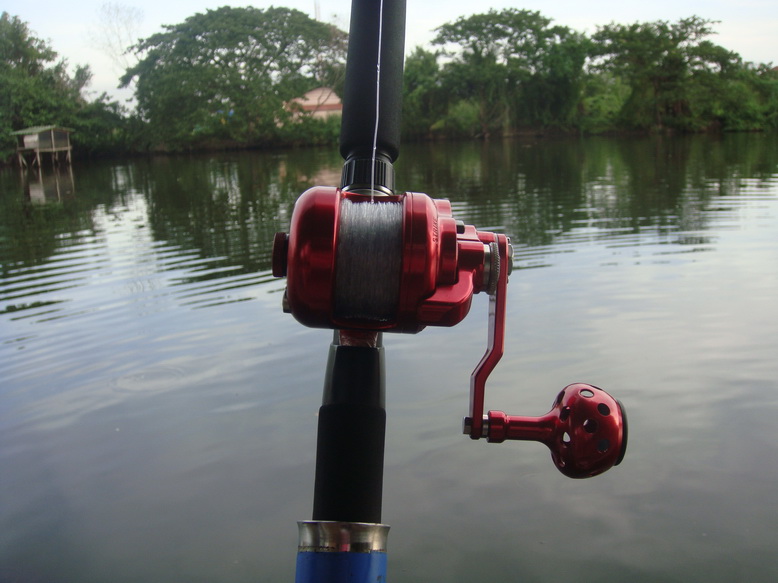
[120,6,347,149]
[431,9,588,134]
[590,16,749,131]
[518,30,590,127]
[402,47,446,138]
[689,55,778,131]
[578,71,630,132]
[749,65,778,130]
[0,12,93,157]
[69,94,135,155]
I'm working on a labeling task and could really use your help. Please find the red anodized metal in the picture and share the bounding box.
[486,384,628,478]
[273,187,498,333]
[466,231,509,441]
[461,235,627,478]
[273,187,341,324]
[273,185,627,478]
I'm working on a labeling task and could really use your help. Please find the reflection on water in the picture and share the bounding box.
[1,134,778,582]
[1,148,343,323]
[22,165,76,204]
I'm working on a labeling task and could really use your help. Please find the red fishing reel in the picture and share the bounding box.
[272,187,508,333]
[272,187,627,478]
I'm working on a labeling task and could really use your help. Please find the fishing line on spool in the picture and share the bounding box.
[334,198,403,321]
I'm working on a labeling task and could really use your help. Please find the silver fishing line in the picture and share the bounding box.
[334,198,403,322]
[370,0,385,199]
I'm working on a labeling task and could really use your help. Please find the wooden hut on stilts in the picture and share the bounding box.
[12,126,73,168]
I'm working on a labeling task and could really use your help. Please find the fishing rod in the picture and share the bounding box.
[271,1,628,580]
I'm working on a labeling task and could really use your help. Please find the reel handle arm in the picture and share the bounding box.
[465,233,510,440]
[461,237,628,478]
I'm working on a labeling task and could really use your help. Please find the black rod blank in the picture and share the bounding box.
[339,0,407,164]
[312,340,386,524]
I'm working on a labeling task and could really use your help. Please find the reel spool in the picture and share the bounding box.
[273,186,627,478]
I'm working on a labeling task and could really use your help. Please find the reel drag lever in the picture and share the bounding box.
[463,238,628,479]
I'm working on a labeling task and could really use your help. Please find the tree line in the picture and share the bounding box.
[405,9,777,138]
[2,7,776,162]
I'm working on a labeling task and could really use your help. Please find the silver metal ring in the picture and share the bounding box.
[298,521,390,553]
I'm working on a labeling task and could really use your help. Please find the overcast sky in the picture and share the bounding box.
[10,0,777,103]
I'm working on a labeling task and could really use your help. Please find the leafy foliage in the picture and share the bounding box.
[591,17,740,130]
[405,11,776,138]
[402,47,446,139]
[430,9,589,134]
[1,12,82,154]
[0,11,131,161]
[120,6,346,150]
[4,7,775,162]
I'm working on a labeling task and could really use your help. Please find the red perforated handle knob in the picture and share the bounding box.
[485,384,628,479]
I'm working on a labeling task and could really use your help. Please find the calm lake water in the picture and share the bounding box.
[2,134,778,582]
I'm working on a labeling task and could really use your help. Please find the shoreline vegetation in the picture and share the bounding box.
[2,7,776,165]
